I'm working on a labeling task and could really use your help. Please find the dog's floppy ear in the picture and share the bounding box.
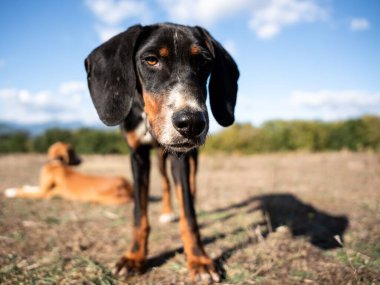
[196,27,239,127]
[85,25,143,126]
[67,147,82,166]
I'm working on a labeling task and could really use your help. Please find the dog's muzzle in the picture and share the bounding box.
[172,110,206,139]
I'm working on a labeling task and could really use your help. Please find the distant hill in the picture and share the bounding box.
[0,120,109,137]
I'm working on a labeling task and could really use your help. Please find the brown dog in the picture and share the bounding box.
[4,142,133,205]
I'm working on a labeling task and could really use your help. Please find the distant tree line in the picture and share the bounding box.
[203,115,380,154]
[0,128,129,154]
[1,115,380,154]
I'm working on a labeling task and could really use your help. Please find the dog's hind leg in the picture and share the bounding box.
[157,147,176,223]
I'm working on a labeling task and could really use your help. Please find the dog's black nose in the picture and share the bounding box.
[172,110,206,138]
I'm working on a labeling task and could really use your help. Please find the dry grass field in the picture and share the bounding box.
[0,151,379,284]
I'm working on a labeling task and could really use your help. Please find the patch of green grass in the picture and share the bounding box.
[8,231,25,241]
[251,276,266,284]
[0,263,22,278]
[226,228,248,243]
[44,216,61,225]
[197,210,233,220]
[109,219,127,227]
[332,247,380,273]
[0,258,65,284]
[353,240,380,259]
[290,269,315,281]
[226,267,252,283]
[166,261,183,273]
[229,272,247,283]
[0,256,118,285]
[71,257,117,285]
[162,253,186,273]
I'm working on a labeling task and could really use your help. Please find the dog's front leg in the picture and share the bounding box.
[116,145,151,275]
[171,151,220,283]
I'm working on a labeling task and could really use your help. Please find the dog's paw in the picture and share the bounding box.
[189,258,221,284]
[159,212,177,224]
[114,254,145,277]
[4,188,18,198]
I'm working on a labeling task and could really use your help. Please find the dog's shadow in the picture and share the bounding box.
[146,193,349,278]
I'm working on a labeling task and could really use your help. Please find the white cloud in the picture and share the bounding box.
[84,0,150,25]
[234,94,302,126]
[223,39,238,56]
[350,18,370,31]
[249,0,328,39]
[231,89,380,127]
[158,0,250,26]
[156,0,328,39]
[84,0,152,41]
[290,90,380,120]
[0,89,53,110]
[95,25,125,42]
[291,90,380,108]
[0,81,99,124]
[84,0,329,41]
[59,81,87,95]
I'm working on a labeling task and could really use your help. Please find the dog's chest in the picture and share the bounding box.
[124,112,156,148]
[136,114,154,145]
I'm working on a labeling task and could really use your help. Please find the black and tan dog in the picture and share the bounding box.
[85,23,239,282]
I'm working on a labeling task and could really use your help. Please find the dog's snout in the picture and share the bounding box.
[172,110,206,138]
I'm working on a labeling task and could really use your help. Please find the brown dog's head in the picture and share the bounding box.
[47,142,82,166]
[85,23,239,153]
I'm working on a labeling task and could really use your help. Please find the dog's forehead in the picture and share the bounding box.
[139,25,201,53]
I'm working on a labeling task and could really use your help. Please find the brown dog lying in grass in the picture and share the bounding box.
[4,142,133,205]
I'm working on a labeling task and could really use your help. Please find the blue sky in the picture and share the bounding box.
[0,0,379,131]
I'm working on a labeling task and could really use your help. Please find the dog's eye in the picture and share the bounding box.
[145,56,158,66]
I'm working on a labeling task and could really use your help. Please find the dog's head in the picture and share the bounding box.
[85,23,239,153]
[47,142,82,166]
